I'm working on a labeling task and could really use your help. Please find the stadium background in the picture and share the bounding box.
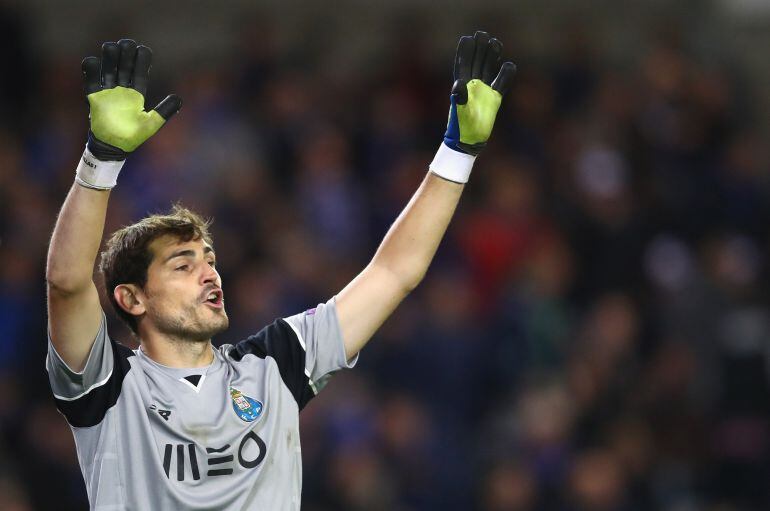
[1,0,769,509]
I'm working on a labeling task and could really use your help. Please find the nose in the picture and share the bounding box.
[201,262,219,285]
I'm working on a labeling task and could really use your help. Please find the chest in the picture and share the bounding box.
[138,360,291,433]
[117,359,300,484]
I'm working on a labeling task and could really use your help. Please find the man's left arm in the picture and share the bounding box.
[336,31,516,359]
[336,173,463,359]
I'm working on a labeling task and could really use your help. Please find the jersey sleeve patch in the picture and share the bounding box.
[46,312,134,427]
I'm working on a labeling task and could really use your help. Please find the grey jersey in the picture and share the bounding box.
[46,298,356,510]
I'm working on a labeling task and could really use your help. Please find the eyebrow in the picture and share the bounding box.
[164,246,215,263]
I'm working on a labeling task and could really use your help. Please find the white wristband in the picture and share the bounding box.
[75,146,126,190]
[428,142,476,184]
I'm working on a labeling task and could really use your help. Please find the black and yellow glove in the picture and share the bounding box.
[76,39,181,189]
[430,31,516,183]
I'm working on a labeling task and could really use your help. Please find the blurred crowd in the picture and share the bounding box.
[1,4,769,511]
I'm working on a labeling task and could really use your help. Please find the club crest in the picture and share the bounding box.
[230,387,263,422]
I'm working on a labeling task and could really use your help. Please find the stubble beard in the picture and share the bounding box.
[149,301,230,344]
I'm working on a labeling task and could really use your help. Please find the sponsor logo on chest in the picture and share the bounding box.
[158,386,269,482]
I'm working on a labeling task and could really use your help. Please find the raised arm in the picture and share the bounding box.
[46,39,181,371]
[336,31,516,359]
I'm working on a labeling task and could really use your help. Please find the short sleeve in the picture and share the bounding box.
[46,311,134,427]
[230,297,357,410]
[283,296,358,393]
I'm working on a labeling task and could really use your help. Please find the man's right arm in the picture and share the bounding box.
[46,39,181,372]
[46,185,110,372]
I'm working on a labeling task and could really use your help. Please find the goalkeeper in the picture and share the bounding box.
[45,33,515,510]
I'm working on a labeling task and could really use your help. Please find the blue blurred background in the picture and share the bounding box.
[1,0,769,509]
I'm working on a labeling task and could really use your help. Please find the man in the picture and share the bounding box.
[46,33,515,510]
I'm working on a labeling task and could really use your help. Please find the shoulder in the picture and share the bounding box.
[220,318,315,408]
[51,337,136,428]
[222,319,299,362]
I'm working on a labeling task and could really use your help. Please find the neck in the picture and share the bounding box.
[140,335,214,368]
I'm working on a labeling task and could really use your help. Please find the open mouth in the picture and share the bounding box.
[203,289,224,308]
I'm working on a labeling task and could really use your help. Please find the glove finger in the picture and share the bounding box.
[101,41,119,89]
[491,61,517,96]
[117,39,138,87]
[454,36,475,82]
[471,31,490,79]
[153,94,183,121]
[132,45,153,97]
[451,78,468,105]
[82,56,102,95]
[482,38,502,85]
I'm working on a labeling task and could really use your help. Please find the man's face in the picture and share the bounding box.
[138,235,229,342]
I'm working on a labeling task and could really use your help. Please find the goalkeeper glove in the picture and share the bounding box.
[76,39,182,190]
[430,31,516,183]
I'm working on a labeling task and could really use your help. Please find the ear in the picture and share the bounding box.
[114,284,147,317]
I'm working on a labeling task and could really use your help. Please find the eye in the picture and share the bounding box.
[175,265,189,271]
[208,261,216,268]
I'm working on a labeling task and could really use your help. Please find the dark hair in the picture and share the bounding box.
[99,204,213,335]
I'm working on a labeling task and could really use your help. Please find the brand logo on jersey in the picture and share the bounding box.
[150,404,172,421]
[229,387,263,422]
